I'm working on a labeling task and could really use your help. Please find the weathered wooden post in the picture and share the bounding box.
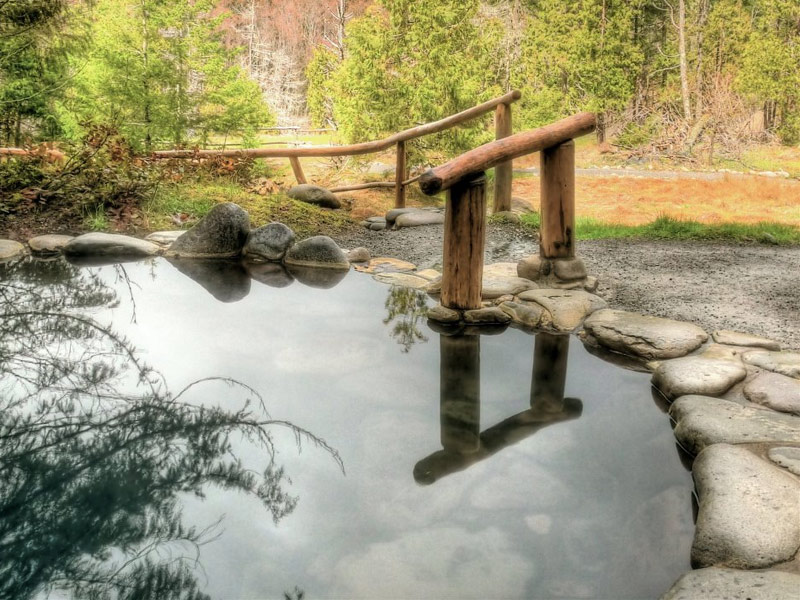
[395,140,407,208]
[440,334,481,453]
[441,172,487,310]
[539,139,576,259]
[289,156,307,185]
[493,101,513,213]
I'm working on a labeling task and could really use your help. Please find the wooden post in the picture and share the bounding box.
[395,140,407,208]
[289,156,307,184]
[493,102,513,213]
[531,333,569,412]
[539,139,575,258]
[440,334,481,453]
[441,172,487,310]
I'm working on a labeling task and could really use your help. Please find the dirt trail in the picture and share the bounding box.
[333,223,800,350]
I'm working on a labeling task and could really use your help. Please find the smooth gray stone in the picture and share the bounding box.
[284,235,349,270]
[366,216,386,223]
[691,444,800,569]
[144,230,184,246]
[552,257,587,281]
[483,262,519,278]
[768,447,800,476]
[166,203,250,258]
[583,309,708,360]
[481,275,536,299]
[583,275,599,292]
[518,289,607,333]
[28,234,73,255]
[394,211,445,227]
[712,330,781,351]
[245,262,294,288]
[463,306,511,325]
[346,247,371,263]
[385,207,420,224]
[745,372,800,415]
[287,184,340,209]
[661,567,800,600]
[517,254,544,280]
[744,350,800,379]
[0,239,25,261]
[670,395,800,455]
[168,258,251,303]
[652,356,746,400]
[427,304,461,323]
[499,301,545,329]
[285,264,347,289]
[369,222,386,231]
[63,232,160,258]
[243,222,295,262]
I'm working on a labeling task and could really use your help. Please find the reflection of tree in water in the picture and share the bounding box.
[383,286,429,352]
[0,259,340,600]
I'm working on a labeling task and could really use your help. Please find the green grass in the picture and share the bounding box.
[519,213,800,245]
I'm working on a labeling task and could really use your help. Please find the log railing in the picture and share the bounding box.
[418,112,597,311]
[151,90,522,209]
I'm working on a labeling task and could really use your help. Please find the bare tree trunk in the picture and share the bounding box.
[694,0,709,121]
[678,0,692,122]
[14,113,21,147]
[141,1,152,152]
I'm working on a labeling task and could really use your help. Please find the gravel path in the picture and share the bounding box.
[333,224,800,350]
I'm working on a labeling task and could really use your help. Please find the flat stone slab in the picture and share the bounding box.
[583,309,708,360]
[745,372,800,415]
[373,272,430,289]
[427,304,460,323]
[482,276,536,299]
[744,350,800,379]
[482,262,519,278]
[661,567,800,600]
[670,395,800,455]
[144,231,184,246]
[28,234,73,255]
[63,233,160,258]
[385,207,421,224]
[284,235,349,270]
[769,447,800,476]
[712,330,781,351]
[0,239,25,261]
[166,203,250,258]
[499,301,546,329]
[463,306,511,325]
[518,289,607,332]
[652,357,746,400]
[415,268,441,281]
[394,211,445,228]
[354,257,417,274]
[691,444,800,569]
[287,184,340,209]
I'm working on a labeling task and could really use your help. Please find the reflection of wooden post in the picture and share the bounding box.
[440,335,480,453]
[441,172,486,310]
[540,140,575,258]
[289,157,307,184]
[493,102,513,213]
[531,333,570,412]
[395,140,407,208]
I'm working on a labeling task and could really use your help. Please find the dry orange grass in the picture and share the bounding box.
[511,175,800,226]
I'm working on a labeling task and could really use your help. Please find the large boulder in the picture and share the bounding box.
[583,309,708,359]
[0,239,26,261]
[284,235,349,270]
[518,289,607,333]
[63,233,160,259]
[651,356,746,400]
[166,203,250,258]
[243,222,296,262]
[661,567,800,600]
[744,372,800,415]
[669,395,800,455]
[691,444,800,569]
[744,350,800,379]
[167,258,251,303]
[28,234,73,255]
[287,184,341,209]
[395,211,445,228]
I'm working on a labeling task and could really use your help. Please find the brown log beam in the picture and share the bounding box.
[151,90,522,159]
[328,174,420,193]
[441,173,487,311]
[288,156,307,184]
[395,140,407,208]
[419,112,596,195]
[540,140,576,259]
[493,102,513,213]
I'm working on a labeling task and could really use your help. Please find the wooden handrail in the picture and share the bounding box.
[150,90,521,159]
[418,112,596,195]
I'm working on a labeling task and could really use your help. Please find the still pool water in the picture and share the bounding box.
[0,257,694,599]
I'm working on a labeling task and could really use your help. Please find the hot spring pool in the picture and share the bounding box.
[0,257,694,599]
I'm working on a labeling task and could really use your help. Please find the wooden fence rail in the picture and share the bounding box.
[418,112,597,311]
[150,90,522,209]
